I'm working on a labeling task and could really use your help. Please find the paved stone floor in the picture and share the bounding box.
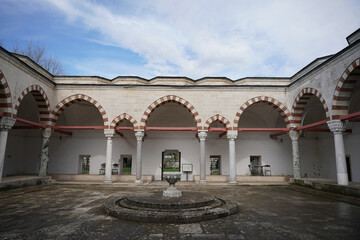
[0,184,360,240]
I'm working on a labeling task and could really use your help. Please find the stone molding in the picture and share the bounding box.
[104,129,115,138]
[0,117,16,130]
[227,130,238,140]
[289,130,301,141]
[327,120,346,133]
[135,131,144,141]
[198,131,207,141]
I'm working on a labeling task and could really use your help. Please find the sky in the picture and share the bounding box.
[0,0,359,80]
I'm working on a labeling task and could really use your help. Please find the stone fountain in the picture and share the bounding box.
[162,172,182,197]
[103,173,238,223]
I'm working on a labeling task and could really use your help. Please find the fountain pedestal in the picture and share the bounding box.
[163,172,182,197]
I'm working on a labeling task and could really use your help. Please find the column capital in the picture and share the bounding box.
[198,131,207,141]
[42,128,52,138]
[104,129,115,138]
[0,117,16,130]
[327,120,346,133]
[135,130,144,141]
[289,130,301,141]
[227,130,238,140]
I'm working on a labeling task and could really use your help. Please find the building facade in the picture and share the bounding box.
[0,29,359,185]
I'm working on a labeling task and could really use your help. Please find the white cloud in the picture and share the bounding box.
[42,0,360,79]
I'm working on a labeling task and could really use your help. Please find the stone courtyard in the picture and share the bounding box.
[0,184,360,239]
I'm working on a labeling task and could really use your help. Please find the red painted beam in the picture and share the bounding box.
[237,128,290,132]
[349,118,360,122]
[11,117,73,136]
[218,131,227,138]
[269,130,288,138]
[115,127,135,130]
[14,117,47,129]
[339,111,360,121]
[54,129,73,136]
[12,126,40,129]
[302,128,330,132]
[208,127,227,132]
[52,126,106,130]
[115,129,124,137]
[145,127,198,131]
[296,119,328,131]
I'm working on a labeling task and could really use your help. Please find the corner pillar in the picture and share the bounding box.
[0,117,16,182]
[327,120,348,185]
[104,129,115,183]
[289,130,301,179]
[198,131,207,184]
[227,130,238,184]
[38,128,52,177]
[135,131,144,184]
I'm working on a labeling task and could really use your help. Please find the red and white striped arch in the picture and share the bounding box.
[234,96,291,128]
[140,95,202,130]
[14,85,51,126]
[332,58,360,119]
[291,88,330,127]
[110,113,138,129]
[204,114,231,130]
[50,94,109,126]
[0,71,12,117]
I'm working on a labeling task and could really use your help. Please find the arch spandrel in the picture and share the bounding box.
[14,85,51,126]
[233,96,291,128]
[0,70,13,117]
[140,95,202,130]
[110,113,138,129]
[204,114,231,130]
[290,87,330,127]
[332,58,360,119]
[50,94,109,127]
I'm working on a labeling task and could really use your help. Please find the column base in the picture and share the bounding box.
[104,180,112,184]
[229,181,237,185]
[337,173,349,186]
[199,180,207,184]
[135,179,143,184]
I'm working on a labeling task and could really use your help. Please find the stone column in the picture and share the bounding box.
[198,131,207,184]
[327,120,348,185]
[227,130,238,184]
[135,131,144,183]
[38,128,52,177]
[0,117,16,182]
[289,130,301,179]
[104,129,115,183]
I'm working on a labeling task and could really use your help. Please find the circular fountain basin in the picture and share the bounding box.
[103,191,239,223]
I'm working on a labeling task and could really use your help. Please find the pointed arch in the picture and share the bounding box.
[14,85,51,126]
[110,113,138,129]
[0,70,12,117]
[290,88,330,127]
[50,94,109,126]
[234,96,291,128]
[204,114,231,130]
[332,58,360,119]
[140,95,202,130]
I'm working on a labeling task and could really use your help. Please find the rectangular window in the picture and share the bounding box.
[210,155,221,175]
[121,155,132,174]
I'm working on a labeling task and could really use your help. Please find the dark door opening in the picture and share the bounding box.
[346,155,352,182]
[161,150,181,180]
